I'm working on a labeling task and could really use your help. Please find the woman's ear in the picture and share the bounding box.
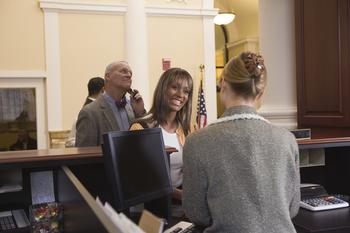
[219,78,226,93]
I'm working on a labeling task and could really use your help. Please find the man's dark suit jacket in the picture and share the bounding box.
[83,97,93,106]
[75,95,137,147]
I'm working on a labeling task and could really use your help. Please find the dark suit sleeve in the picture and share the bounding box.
[183,136,211,227]
[75,107,99,147]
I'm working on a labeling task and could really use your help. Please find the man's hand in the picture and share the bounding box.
[130,90,146,116]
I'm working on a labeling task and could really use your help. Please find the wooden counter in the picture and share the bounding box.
[298,137,350,149]
[0,147,103,169]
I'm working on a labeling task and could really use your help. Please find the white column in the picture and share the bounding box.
[259,0,297,128]
[43,11,63,131]
[203,0,218,122]
[125,0,150,109]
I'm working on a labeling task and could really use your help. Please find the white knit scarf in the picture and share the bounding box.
[210,113,269,126]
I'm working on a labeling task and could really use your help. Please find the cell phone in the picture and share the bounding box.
[127,88,138,98]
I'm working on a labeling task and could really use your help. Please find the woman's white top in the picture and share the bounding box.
[161,127,183,188]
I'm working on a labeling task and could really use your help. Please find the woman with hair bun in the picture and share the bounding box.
[183,52,300,233]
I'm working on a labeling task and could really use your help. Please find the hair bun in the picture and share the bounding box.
[242,52,265,79]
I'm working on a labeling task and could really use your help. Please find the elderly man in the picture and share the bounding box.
[75,61,145,147]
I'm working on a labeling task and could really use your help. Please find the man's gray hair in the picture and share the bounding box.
[104,61,129,77]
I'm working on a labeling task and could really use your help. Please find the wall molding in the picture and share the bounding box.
[39,0,218,17]
[0,71,47,78]
[203,16,217,123]
[201,0,217,123]
[258,105,297,129]
[227,37,259,49]
[145,6,218,17]
[259,106,297,119]
[270,122,297,129]
[40,0,127,14]
[43,11,63,131]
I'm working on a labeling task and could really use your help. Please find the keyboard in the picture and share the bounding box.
[164,221,203,233]
[300,195,349,211]
[0,209,30,231]
[0,211,16,231]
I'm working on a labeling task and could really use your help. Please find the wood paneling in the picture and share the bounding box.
[295,0,350,129]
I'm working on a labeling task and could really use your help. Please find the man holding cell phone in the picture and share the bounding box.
[75,61,146,147]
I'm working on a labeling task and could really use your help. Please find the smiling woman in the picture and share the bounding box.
[129,67,194,205]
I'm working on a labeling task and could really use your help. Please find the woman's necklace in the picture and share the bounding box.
[210,113,269,126]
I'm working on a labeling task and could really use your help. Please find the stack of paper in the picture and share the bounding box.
[95,197,164,233]
[0,184,22,193]
[138,210,165,233]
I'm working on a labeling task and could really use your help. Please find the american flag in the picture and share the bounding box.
[196,80,207,128]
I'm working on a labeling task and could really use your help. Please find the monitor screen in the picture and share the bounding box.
[102,128,172,211]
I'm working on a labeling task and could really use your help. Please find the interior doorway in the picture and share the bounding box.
[214,0,259,116]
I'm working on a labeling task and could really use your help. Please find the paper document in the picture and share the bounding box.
[139,210,164,233]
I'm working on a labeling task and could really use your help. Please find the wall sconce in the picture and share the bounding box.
[214,12,236,25]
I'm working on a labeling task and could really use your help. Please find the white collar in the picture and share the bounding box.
[210,113,269,126]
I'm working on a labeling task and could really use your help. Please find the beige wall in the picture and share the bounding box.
[259,0,297,110]
[148,16,204,120]
[148,16,204,91]
[0,0,45,70]
[59,13,125,129]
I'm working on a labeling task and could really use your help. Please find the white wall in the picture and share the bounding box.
[259,0,297,128]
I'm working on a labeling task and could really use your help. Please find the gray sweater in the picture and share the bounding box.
[183,105,300,233]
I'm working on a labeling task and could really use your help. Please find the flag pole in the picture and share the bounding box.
[199,64,205,84]
[196,64,207,128]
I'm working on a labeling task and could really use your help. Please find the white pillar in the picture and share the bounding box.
[203,0,218,122]
[259,0,297,128]
[43,11,63,131]
[125,0,150,109]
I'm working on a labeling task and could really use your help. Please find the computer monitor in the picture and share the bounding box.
[102,128,173,211]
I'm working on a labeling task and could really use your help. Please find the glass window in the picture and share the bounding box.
[0,88,37,151]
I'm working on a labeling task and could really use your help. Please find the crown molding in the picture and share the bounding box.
[145,6,218,17]
[39,0,127,14]
[39,1,218,17]
[0,71,47,78]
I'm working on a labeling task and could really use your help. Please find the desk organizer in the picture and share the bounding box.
[29,202,63,233]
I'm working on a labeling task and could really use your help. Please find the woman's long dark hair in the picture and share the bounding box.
[148,68,193,136]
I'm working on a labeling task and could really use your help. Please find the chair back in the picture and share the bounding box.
[49,130,71,148]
